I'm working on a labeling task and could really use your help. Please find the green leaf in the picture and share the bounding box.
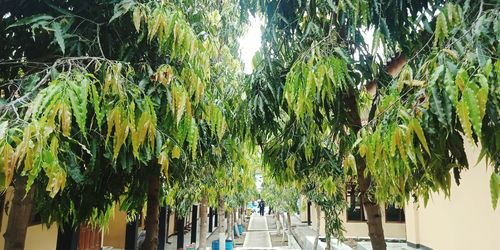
[490,173,500,209]
[463,88,481,138]
[456,99,473,141]
[67,77,89,137]
[90,84,103,128]
[7,14,53,29]
[476,75,489,120]
[110,0,134,23]
[430,85,450,127]
[411,119,430,155]
[51,22,65,54]
[434,13,448,47]
[444,69,458,105]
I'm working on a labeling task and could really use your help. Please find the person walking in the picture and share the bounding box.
[259,200,265,216]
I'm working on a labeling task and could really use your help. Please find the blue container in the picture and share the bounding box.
[212,239,233,250]
[238,224,244,234]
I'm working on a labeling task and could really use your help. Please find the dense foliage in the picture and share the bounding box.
[0,0,498,250]
[249,0,499,249]
[0,0,253,234]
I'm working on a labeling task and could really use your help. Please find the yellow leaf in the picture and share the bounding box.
[0,144,14,187]
[158,150,169,176]
[59,104,72,137]
[411,119,430,155]
[171,146,181,159]
[359,143,367,157]
[133,7,142,32]
[477,82,489,120]
[456,99,473,141]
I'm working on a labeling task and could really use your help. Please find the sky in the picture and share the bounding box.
[238,15,378,74]
[238,15,263,74]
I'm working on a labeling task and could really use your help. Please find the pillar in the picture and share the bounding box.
[307,201,312,226]
[56,223,79,250]
[208,207,214,233]
[158,207,167,250]
[176,215,185,250]
[124,214,139,250]
[191,205,198,244]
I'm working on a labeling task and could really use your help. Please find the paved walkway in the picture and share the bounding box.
[243,214,272,248]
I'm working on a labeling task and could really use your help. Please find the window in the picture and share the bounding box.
[385,204,405,223]
[346,185,366,221]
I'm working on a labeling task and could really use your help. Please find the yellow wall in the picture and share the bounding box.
[102,208,185,248]
[405,143,500,250]
[341,209,406,239]
[308,202,406,239]
[0,188,58,250]
[103,207,127,249]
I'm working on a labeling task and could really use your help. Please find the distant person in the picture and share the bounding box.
[259,200,265,216]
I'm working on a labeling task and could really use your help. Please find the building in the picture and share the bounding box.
[300,141,500,249]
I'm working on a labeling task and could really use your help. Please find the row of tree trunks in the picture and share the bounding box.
[2,174,231,250]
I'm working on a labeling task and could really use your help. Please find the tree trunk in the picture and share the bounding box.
[141,174,160,250]
[233,210,240,237]
[217,195,225,250]
[345,90,387,250]
[275,212,281,234]
[313,205,321,250]
[198,193,208,249]
[4,175,35,250]
[287,212,292,234]
[358,169,386,250]
[227,211,232,240]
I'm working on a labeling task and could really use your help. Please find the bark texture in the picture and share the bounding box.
[217,195,225,250]
[141,174,160,250]
[275,212,281,234]
[345,90,387,250]
[198,193,208,249]
[3,175,35,250]
[287,212,292,234]
[313,205,321,250]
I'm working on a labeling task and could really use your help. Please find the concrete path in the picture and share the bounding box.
[242,214,272,248]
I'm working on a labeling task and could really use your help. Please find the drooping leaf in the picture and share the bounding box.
[171,145,181,159]
[133,7,142,32]
[463,87,481,138]
[456,99,473,141]
[411,119,430,155]
[490,173,500,209]
[7,14,53,28]
[51,22,65,54]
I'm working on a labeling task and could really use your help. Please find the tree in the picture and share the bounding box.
[261,174,300,240]
[0,1,249,250]
[249,1,499,249]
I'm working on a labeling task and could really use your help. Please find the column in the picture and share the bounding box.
[124,214,139,250]
[191,205,198,244]
[176,215,185,250]
[158,207,167,250]
[208,207,214,233]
